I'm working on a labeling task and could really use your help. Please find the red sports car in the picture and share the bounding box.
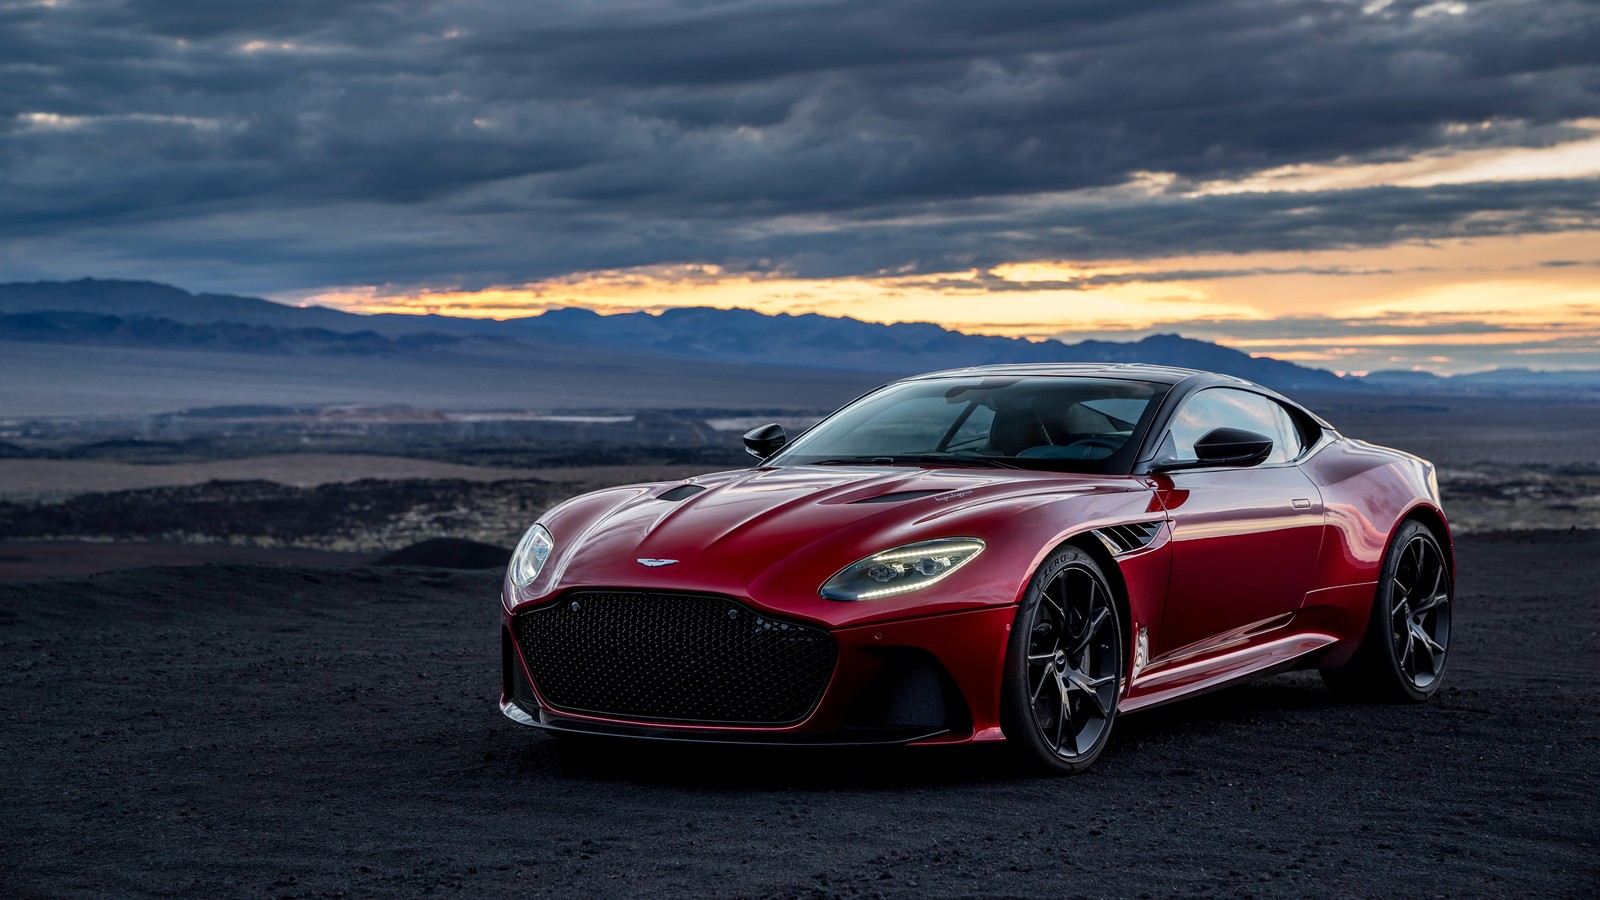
[499,364,1453,773]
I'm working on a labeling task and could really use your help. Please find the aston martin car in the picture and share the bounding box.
[499,364,1453,773]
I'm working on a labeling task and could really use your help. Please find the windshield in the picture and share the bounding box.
[768,376,1165,473]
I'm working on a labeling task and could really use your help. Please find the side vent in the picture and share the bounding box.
[849,490,947,504]
[657,484,707,502]
[1093,521,1163,555]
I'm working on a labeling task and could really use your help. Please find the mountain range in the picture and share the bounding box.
[2,279,1594,398]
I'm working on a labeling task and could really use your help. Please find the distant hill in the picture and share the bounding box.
[1363,368,1600,392]
[0,278,1352,391]
[1366,368,1600,388]
[2,278,1594,395]
[500,306,1348,389]
[0,311,511,357]
[0,278,364,329]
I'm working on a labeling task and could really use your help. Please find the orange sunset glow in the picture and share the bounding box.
[280,116,1600,376]
[298,231,1599,376]
[11,0,1600,378]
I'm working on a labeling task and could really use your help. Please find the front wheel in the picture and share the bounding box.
[1321,519,1453,702]
[1001,546,1125,774]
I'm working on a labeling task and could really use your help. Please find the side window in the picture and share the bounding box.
[1166,388,1304,465]
[1266,402,1307,461]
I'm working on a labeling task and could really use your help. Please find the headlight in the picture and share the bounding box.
[509,524,555,588]
[819,538,985,601]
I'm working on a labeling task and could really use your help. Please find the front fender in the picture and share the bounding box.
[502,481,665,611]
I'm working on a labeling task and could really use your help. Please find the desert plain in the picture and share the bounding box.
[1,389,1595,897]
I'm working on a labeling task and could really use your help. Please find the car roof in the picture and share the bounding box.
[895,362,1336,432]
[899,362,1247,387]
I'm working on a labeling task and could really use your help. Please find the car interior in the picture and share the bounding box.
[987,401,1139,460]
[942,385,1150,461]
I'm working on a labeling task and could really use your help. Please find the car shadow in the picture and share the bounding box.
[1112,671,1345,736]
[510,672,1351,790]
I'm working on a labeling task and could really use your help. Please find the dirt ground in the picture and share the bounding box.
[0,541,377,580]
[1,530,1595,898]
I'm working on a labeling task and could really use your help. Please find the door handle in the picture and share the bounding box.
[1291,498,1312,509]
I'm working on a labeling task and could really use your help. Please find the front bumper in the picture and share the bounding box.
[499,700,952,746]
[500,597,1016,746]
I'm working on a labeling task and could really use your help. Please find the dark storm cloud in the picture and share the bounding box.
[89,0,416,40]
[1053,313,1573,343]
[14,176,1599,293]
[906,265,1440,293]
[2,0,1598,293]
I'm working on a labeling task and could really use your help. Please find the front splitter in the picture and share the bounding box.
[500,698,949,746]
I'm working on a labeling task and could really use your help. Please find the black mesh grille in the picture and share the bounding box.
[513,591,837,725]
[845,653,951,730]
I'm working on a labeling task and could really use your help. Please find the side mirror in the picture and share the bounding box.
[742,423,787,460]
[1153,427,1273,472]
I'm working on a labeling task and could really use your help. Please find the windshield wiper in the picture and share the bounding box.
[805,457,898,466]
[913,453,1023,469]
[795,454,1022,469]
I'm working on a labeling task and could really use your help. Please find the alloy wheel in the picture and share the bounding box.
[1389,533,1451,690]
[1022,563,1122,760]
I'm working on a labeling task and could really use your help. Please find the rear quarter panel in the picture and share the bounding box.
[1299,438,1453,662]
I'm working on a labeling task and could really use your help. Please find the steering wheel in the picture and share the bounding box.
[1064,436,1123,454]
[1017,436,1125,460]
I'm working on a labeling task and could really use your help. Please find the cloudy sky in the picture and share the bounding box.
[3,0,1598,373]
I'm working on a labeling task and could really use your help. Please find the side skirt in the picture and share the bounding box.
[1119,632,1338,714]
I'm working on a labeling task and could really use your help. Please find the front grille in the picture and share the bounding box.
[513,591,837,725]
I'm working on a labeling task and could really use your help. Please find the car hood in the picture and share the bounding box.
[533,464,1137,616]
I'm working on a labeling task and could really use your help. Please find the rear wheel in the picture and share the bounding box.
[1001,546,1124,774]
[1321,520,1452,702]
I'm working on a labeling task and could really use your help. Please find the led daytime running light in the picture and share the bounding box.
[820,538,985,601]
[868,542,985,562]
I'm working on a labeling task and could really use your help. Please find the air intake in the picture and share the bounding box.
[849,490,946,504]
[657,484,707,502]
[1094,521,1163,555]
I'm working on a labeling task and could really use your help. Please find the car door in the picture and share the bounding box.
[1151,387,1325,659]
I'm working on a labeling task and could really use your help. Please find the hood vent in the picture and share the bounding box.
[849,490,948,505]
[1094,521,1163,555]
[657,484,707,502]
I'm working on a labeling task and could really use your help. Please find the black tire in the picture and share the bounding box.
[1321,519,1453,702]
[1000,546,1125,774]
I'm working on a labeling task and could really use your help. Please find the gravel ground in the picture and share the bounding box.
[1,530,1595,898]
[0,459,718,503]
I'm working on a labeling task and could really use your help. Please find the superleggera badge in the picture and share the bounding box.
[636,558,679,567]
